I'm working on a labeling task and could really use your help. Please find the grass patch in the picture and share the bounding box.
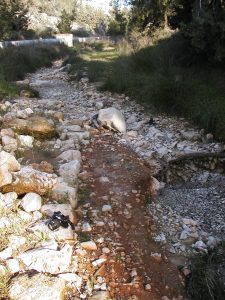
[187,243,225,300]
[0,44,69,99]
[0,272,10,300]
[66,36,225,141]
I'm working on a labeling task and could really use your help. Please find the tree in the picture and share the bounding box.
[108,0,129,36]
[0,0,29,40]
[181,0,225,63]
[57,9,73,33]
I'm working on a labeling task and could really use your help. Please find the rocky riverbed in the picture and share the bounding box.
[0,60,224,299]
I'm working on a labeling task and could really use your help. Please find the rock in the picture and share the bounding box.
[82,222,92,232]
[57,150,81,162]
[17,135,34,148]
[97,107,126,133]
[0,151,20,172]
[9,273,66,300]
[21,193,42,212]
[8,235,26,250]
[149,176,160,198]
[54,112,64,122]
[95,101,104,110]
[150,252,162,263]
[41,203,75,223]
[192,240,207,252]
[28,221,75,241]
[99,176,110,183]
[0,128,14,138]
[52,182,78,208]
[6,259,20,274]
[20,89,37,98]
[18,243,73,274]
[0,247,12,260]
[206,133,214,142]
[102,205,112,212]
[0,217,11,228]
[89,291,111,300]
[31,161,54,173]
[58,160,81,185]
[2,166,58,195]
[3,116,57,139]
[80,241,97,251]
[0,151,20,188]
[181,131,201,141]
[0,192,18,208]
[0,264,7,274]
[2,135,18,152]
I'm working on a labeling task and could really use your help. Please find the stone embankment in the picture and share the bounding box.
[0,60,224,299]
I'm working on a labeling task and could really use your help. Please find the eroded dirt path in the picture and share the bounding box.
[79,135,184,299]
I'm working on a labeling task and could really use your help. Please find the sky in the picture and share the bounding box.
[83,0,112,12]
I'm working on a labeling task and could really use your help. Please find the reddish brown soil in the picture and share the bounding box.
[79,135,185,300]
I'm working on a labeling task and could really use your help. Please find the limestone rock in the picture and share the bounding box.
[3,116,57,139]
[149,176,160,198]
[97,107,126,133]
[2,166,58,195]
[18,243,73,274]
[0,128,14,138]
[52,182,78,208]
[41,203,75,223]
[17,135,34,148]
[9,273,66,300]
[0,151,20,188]
[2,135,18,152]
[57,150,81,162]
[58,160,81,185]
[80,241,97,251]
[21,193,42,212]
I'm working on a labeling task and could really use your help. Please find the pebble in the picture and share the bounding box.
[80,241,97,251]
[102,205,112,212]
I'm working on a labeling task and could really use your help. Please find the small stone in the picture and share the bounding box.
[145,284,151,290]
[150,253,162,263]
[2,135,18,152]
[82,222,92,232]
[80,241,97,251]
[102,247,110,254]
[58,273,82,288]
[102,205,112,212]
[21,193,42,212]
[92,258,107,267]
[89,291,111,300]
[99,176,110,183]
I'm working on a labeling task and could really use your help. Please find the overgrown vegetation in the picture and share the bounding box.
[0,44,69,99]
[187,243,225,300]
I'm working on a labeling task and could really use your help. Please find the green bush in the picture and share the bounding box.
[0,44,69,82]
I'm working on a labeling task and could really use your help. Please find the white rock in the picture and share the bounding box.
[2,192,18,208]
[58,160,81,185]
[80,241,97,251]
[82,222,92,232]
[21,193,42,212]
[41,203,75,223]
[0,151,20,188]
[95,101,104,110]
[99,176,110,183]
[9,273,66,300]
[0,217,11,228]
[0,128,14,137]
[18,244,73,274]
[0,264,7,274]
[102,205,112,212]
[0,247,12,260]
[92,258,107,267]
[52,181,78,208]
[17,135,34,148]
[57,150,81,162]
[2,135,18,152]
[6,259,20,274]
[8,235,26,250]
[17,210,33,222]
[98,107,126,133]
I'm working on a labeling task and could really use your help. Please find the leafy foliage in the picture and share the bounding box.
[57,9,74,33]
[0,0,29,40]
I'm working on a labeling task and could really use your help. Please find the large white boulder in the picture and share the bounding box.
[97,107,126,133]
[58,160,81,185]
[0,151,20,188]
[17,135,34,148]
